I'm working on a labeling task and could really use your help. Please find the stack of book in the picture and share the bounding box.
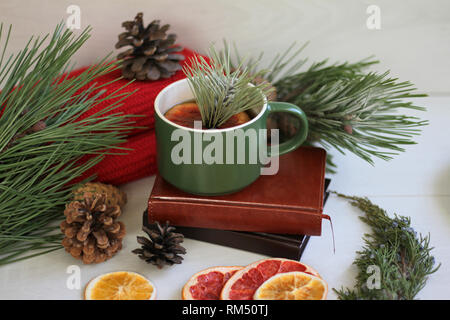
[144,147,330,260]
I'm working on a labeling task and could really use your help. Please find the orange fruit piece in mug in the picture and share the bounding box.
[164,102,250,129]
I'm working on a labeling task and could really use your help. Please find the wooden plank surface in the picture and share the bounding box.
[0,96,448,299]
[1,0,449,94]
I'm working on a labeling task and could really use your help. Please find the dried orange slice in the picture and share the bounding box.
[219,111,250,129]
[254,271,327,300]
[221,258,321,300]
[182,266,243,300]
[84,271,156,300]
[164,102,202,128]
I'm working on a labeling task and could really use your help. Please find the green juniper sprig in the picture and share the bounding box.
[227,42,427,172]
[183,44,272,129]
[0,23,136,265]
[333,193,440,300]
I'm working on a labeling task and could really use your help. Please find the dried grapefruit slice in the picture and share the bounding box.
[221,258,320,300]
[84,271,156,300]
[182,266,243,300]
[254,271,327,300]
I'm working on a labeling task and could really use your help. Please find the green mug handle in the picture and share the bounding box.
[266,101,309,157]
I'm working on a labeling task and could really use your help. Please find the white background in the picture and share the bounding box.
[0,1,449,300]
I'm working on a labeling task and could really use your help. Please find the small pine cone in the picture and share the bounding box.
[253,75,277,101]
[60,193,126,264]
[116,12,184,81]
[343,124,353,135]
[72,182,127,208]
[2,120,46,153]
[30,120,46,133]
[132,219,186,269]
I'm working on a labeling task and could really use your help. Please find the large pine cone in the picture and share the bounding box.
[115,12,185,81]
[60,193,126,264]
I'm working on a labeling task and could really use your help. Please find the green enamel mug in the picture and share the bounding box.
[154,78,308,195]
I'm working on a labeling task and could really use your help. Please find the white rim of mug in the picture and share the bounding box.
[154,78,268,133]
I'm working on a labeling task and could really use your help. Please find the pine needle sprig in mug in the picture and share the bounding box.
[183,45,273,129]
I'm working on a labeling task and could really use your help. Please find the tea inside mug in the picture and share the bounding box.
[164,100,254,129]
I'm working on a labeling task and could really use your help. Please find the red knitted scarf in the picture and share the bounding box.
[76,47,201,185]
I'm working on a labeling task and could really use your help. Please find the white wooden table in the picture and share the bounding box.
[0,96,448,300]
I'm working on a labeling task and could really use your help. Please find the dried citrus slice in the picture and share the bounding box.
[182,266,243,300]
[84,271,156,300]
[221,258,320,300]
[254,271,327,300]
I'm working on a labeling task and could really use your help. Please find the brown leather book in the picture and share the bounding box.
[148,146,329,235]
[143,180,330,259]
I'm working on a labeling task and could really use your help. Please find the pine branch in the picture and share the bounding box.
[226,42,427,171]
[276,68,428,165]
[333,193,440,300]
[0,23,136,265]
